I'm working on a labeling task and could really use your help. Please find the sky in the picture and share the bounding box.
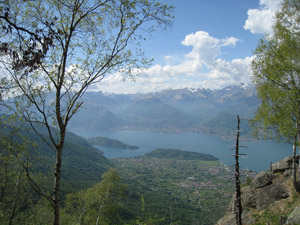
[91,0,284,94]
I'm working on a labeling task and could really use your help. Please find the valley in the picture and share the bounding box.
[0,85,294,224]
[74,129,291,173]
[69,84,257,140]
[112,149,235,225]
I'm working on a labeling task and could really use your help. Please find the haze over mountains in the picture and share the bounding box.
[69,84,258,139]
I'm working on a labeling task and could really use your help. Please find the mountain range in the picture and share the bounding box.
[69,84,258,139]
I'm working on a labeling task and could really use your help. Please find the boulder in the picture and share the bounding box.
[283,169,291,177]
[271,156,293,173]
[271,155,299,173]
[251,171,275,189]
[242,180,289,211]
[255,183,289,211]
[286,206,300,225]
[241,186,256,209]
[217,156,298,224]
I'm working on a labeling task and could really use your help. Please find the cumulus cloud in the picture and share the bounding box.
[244,0,283,35]
[181,31,239,66]
[90,31,253,94]
[206,56,254,87]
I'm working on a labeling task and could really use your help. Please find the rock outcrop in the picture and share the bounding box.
[271,156,299,173]
[287,206,300,224]
[216,156,300,225]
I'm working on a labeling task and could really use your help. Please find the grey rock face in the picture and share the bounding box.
[241,186,256,209]
[286,206,300,224]
[242,180,289,211]
[251,171,275,189]
[283,169,291,177]
[271,156,299,173]
[217,156,299,225]
[255,183,289,211]
[272,156,293,173]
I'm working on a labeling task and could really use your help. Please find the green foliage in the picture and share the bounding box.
[24,198,53,225]
[126,216,165,225]
[112,155,234,225]
[251,0,300,193]
[251,0,300,142]
[146,148,218,161]
[0,116,38,225]
[0,155,35,225]
[241,177,252,188]
[253,208,285,225]
[1,0,173,223]
[62,168,126,225]
[3,121,114,194]
[124,194,166,225]
[88,136,139,150]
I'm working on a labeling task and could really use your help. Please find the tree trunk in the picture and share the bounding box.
[53,80,67,225]
[234,115,242,225]
[292,133,299,191]
[297,116,300,193]
[53,146,63,225]
[95,188,110,225]
[53,126,66,225]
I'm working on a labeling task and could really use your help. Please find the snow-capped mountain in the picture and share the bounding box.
[69,84,258,138]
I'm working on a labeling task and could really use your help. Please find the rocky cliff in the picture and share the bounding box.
[216,156,300,225]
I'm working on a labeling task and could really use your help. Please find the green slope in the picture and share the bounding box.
[1,122,113,194]
[146,148,218,161]
[112,150,233,225]
[88,136,139,150]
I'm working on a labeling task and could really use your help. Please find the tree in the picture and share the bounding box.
[0,116,39,225]
[62,168,126,225]
[0,1,173,224]
[251,0,300,191]
[234,116,242,225]
[0,3,58,223]
[0,141,29,225]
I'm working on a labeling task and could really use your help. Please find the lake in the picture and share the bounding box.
[73,129,292,172]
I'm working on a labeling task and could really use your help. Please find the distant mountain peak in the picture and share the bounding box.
[187,87,198,93]
[70,84,258,137]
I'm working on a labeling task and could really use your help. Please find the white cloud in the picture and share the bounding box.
[90,31,253,94]
[181,31,239,66]
[206,56,254,87]
[244,0,283,35]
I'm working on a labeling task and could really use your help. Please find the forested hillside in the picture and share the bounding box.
[1,121,113,193]
[88,136,139,150]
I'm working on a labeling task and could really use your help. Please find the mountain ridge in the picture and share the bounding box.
[1,121,113,194]
[69,84,258,139]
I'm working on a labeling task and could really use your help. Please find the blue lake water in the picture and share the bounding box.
[72,129,292,172]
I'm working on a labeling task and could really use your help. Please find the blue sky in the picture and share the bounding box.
[92,0,283,94]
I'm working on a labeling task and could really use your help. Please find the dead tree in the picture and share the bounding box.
[234,115,242,225]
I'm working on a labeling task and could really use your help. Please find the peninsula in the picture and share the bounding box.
[87,136,139,150]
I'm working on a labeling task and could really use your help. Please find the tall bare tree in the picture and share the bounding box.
[234,115,242,225]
